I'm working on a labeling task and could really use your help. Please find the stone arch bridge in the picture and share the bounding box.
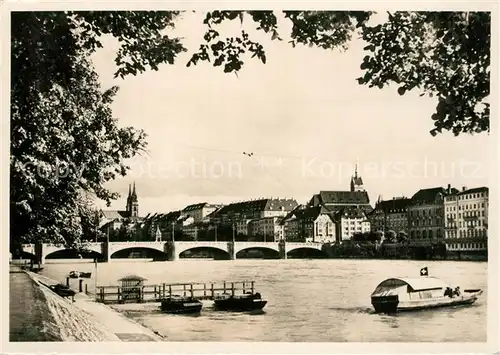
[21,241,325,263]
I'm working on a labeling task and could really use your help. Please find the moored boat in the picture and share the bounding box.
[160,295,203,314]
[69,271,92,279]
[213,292,267,312]
[371,272,482,314]
[50,283,76,299]
[30,264,44,272]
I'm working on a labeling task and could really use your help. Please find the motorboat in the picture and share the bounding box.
[213,292,267,312]
[50,283,76,299]
[160,295,203,314]
[69,271,92,279]
[371,275,482,314]
[30,264,44,273]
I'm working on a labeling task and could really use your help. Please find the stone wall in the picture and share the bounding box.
[10,267,118,342]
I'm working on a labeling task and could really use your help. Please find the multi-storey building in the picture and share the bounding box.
[182,222,206,241]
[296,166,372,243]
[180,203,223,223]
[142,210,182,240]
[334,206,371,242]
[444,186,488,252]
[209,198,298,228]
[408,185,458,245]
[248,216,284,242]
[281,206,302,242]
[281,206,336,243]
[307,190,372,214]
[307,168,372,215]
[369,197,411,234]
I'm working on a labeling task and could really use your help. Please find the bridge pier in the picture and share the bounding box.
[227,241,235,260]
[35,243,45,264]
[101,241,110,262]
[165,241,178,261]
[279,240,287,259]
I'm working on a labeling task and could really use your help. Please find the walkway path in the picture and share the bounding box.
[9,265,61,341]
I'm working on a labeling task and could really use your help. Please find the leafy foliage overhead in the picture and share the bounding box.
[19,10,487,138]
[188,10,490,136]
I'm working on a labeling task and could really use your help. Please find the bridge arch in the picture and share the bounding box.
[109,247,168,261]
[286,247,328,259]
[179,246,231,260]
[18,251,36,260]
[45,248,105,261]
[236,247,280,259]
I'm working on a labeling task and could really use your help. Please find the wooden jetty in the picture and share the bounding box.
[91,280,257,304]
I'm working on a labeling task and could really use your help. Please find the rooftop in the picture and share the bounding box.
[182,203,208,211]
[212,198,299,216]
[411,187,458,204]
[310,190,370,206]
[457,186,489,195]
[374,197,412,213]
[334,206,368,220]
[101,210,130,220]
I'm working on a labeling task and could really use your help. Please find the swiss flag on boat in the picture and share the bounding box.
[420,267,428,276]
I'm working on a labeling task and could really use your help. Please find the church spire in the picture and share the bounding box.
[132,181,137,200]
[130,181,139,217]
[350,160,365,192]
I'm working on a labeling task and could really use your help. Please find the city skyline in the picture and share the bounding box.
[91,11,490,215]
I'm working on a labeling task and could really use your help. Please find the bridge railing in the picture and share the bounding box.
[287,242,323,246]
[235,241,279,245]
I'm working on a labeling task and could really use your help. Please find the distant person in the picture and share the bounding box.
[444,287,453,298]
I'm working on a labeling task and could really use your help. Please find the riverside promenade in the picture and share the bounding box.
[9,265,163,342]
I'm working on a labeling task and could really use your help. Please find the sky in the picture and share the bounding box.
[91,11,490,215]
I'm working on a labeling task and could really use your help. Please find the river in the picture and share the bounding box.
[40,259,487,342]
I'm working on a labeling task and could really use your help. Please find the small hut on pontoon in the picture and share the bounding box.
[118,275,147,303]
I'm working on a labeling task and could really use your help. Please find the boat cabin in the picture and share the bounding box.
[371,277,452,302]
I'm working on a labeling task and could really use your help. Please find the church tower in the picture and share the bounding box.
[126,184,132,214]
[350,162,365,192]
[131,182,139,217]
[126,182,139,217]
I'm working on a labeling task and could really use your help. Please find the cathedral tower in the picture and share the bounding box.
[126,182,139,217]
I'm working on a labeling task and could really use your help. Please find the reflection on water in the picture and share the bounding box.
[41,259,487,342]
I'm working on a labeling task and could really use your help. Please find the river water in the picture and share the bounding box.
[41,259,487,342]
